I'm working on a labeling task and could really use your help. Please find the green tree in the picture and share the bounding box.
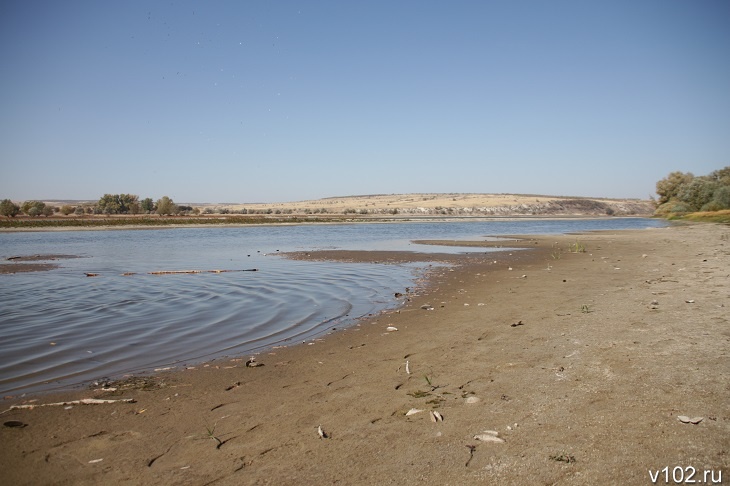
[128,201,141,214]
[656,171,694,205]
[156,196,178,215]
[21,200,46,217]
[140,197,155,213]
[0,199,20,217]
[60,205,74,215]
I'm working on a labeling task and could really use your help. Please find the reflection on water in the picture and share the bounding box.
[0,218,665,394]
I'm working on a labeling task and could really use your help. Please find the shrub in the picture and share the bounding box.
[701,201,724,212]
[711,186,730,210]
[21,200,46,216]
[677,177,718,211]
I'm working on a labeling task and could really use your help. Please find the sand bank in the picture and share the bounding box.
[1,223,728,484]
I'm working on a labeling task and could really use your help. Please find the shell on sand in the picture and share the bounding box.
[406,408,424,416]
[386,326,398,332]
[430,411,444,422]
[464,396,481,404]
[678,415,703,424]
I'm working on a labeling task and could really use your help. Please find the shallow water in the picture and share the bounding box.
[0,218,665,394]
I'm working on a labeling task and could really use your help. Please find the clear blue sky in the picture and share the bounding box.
[1,1,728,203]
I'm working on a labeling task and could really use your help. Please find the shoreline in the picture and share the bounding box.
[1,224,727,484]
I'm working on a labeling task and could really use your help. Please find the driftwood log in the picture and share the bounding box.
[2,398,136,414]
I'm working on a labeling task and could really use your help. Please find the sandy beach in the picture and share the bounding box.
[1,222,728,485]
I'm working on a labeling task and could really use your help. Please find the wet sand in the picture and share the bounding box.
[1,223,728,485]
[0,255,81,274]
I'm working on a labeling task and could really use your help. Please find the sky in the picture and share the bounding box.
[1,1,729,204]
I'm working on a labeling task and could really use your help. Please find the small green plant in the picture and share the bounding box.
[569,240,586,253]
[205,422,223,447]
[551,243,562,260]
[195,421,227,449]
[407,390,431,399]
[581,304,591,313]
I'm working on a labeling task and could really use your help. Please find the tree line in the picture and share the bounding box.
[654,166,730,215]
[0,194,188,218]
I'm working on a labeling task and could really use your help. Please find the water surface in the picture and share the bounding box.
[0,218,666,394]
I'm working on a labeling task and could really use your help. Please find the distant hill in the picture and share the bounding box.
[32,193,654,218]
[199,193,654,217]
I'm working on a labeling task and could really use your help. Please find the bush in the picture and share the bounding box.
[97,194,139,214]
[700,201,724,212]
[655,200,683,215]
[21,200,46,216]
[711,185,730,210]
[655,166,730,215]
[677,177,718,211]
[60,205,74,215]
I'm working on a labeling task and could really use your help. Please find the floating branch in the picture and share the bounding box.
[147,269,258,275]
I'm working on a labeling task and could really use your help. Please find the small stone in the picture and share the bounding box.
[465,396,481,404]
